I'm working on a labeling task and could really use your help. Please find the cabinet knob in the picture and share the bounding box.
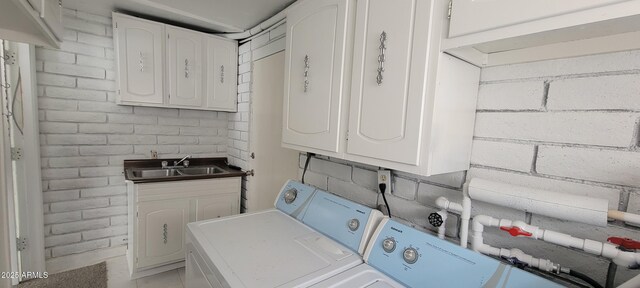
[162,223,168,244]
[139,51,144,72]
[220,65,225,83]
[376,31,387,86]
[184,59,190,78]
[303,55,310,92]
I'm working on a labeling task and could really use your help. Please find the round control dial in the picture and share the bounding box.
[403,247,419,264]
[348,219,360,231]
[382,238,396,253]
[283,188,298,204]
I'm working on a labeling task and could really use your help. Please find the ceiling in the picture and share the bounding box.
[63,0,296,33]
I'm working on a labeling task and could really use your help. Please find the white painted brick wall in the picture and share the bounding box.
[39,9,228,259]
[470,140,535,172]
[477,81,545,110]
[297,49,640,285]
[228,23,286,212]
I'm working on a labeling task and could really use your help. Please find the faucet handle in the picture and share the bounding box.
[183,160,189,167]
[161,161,168,168]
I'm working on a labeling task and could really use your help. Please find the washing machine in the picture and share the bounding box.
[310,218,564,288]
[185,180,384,288]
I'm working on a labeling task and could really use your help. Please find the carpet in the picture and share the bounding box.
[18,262,107,288]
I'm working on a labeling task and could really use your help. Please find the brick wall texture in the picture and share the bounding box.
[38,9,227,259]
[299,50,640,285]
[227,23,285,212]
[35,7,640,286]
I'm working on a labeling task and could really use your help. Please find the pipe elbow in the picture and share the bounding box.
[472,215,495,231]
[435,197,450,209]
[613,250,640,269]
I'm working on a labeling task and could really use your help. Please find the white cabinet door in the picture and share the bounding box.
[195,194,239,221]
[282,0,352,154]
[137,199,189,268]
[205,37,238,111]
[167,26,203,107]
[449,0,626,37]
[115,15,164,104]
[346,0,428,165]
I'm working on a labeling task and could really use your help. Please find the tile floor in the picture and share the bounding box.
[106,256,186,288]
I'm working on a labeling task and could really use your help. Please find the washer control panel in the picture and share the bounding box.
[301,190,381,253]
[275,180,317,220]
[365,219,563,288]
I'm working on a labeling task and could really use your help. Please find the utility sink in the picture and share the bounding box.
[127,165,229,180]
[180,166,226,175]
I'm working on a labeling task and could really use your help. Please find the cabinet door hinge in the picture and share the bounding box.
[10,147,22,160]
[346,130,349,141]
[447,1,453,19]
[16,237,27,251]
[136,211,138,218]
[3,49,16,65]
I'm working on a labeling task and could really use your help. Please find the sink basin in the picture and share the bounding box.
[127,165,229,180]
[131,169,181,178]
[180,166,226,175]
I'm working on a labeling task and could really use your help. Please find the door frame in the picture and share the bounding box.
[0,60,14,287]
[1,42,45,282]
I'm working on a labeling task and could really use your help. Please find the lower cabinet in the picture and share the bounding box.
[137,199,190,268]
[195,194,239,221]
[126,177,241,278]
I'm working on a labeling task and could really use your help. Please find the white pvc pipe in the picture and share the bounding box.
[434,186,470,248]
[470,216,560,273]
[468,178,609,227]
[437,210,447,239]
[471,214,640,269]
[608,210,640,226]
[460,183,471,248]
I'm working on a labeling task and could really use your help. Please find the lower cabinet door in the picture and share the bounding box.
[195,194,239,221]
[137,199,190,268]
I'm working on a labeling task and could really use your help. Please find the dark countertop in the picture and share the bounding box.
[124,157,245,183]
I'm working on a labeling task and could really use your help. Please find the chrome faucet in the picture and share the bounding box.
[174,155,191,168]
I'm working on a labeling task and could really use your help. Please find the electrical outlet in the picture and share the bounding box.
[377,169,391,194]
[150,150,158,159]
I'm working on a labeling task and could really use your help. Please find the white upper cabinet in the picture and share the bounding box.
[449,0,626,38]
[283,0,481,176]
[347,0,426,165]
[205,37,238,111]
[282,0,353,156]
[444,0,640,66]
[113,12,238,111]
[114,14,164,105]
[167,27,203,107]
[1,0,62,48]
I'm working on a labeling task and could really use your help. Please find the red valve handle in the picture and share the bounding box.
[608,237,640,250]
[499,226,533,237]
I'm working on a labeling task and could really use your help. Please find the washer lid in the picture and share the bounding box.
[188,210,363,288]
[308,265,403,288]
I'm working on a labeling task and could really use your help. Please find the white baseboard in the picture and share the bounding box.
[45,246,126,274]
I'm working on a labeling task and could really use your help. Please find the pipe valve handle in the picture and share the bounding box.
[499,226,533,237]
[501,256,528,269]
[608,237,640,250]
[428,213,443,227]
